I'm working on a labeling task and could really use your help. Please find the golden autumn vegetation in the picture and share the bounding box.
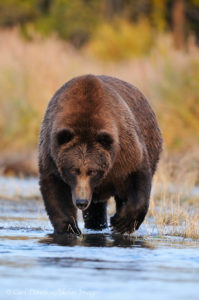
[0,29,199,154]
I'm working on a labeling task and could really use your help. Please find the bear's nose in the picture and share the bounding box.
[76,199,88,210]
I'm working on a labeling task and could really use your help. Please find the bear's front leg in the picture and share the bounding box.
[39,174,81,235]
[111,169,152,234]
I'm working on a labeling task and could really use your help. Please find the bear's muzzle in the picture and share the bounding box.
[72,176,92,210]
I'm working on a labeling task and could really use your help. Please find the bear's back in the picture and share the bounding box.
[98,75,162,174]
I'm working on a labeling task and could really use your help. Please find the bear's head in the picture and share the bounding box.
[51,126,118,210]
[45,74,143,211]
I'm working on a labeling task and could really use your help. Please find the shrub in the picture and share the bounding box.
[87,18,155,61]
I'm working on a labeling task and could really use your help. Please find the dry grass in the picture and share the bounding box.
[147,151,199,240]
[148,193,199,239]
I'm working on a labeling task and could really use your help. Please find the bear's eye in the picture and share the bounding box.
[57,129,74,146]
[97,132,114,150]
[73,168,80,175]
[87,169,97,176]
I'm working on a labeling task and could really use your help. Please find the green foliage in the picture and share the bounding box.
[41,0,100,48]
[151,0,167,31]
[87,18,154,61]
[0,0,41,26]
[0,0,199,50]
[0,0,101,48]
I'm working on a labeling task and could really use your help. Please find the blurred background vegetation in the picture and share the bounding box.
[0,0,199,176]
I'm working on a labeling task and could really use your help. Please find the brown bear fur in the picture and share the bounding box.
[38,74,162,235]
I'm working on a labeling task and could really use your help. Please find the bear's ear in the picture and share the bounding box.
[56,129,74,146]
[97,132,114,150]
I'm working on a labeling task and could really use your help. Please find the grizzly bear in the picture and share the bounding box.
[38,74,162,235]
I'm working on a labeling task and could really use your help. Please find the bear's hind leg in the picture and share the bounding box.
[83,201,107,230]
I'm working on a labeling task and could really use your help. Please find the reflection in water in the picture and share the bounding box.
[38,233,154,272]
[39,232,154,249]
[37,255,143,272]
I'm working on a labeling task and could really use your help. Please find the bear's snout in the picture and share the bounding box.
[72,176,92,210]
[76,199,89,210]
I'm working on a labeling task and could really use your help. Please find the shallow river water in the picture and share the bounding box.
[0,177,199,300]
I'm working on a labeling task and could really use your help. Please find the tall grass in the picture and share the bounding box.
[0,28,199,153]
[147,150,199,239]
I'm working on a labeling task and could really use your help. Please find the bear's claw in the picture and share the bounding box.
[66,223,81,235]
[54,218,81,235]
